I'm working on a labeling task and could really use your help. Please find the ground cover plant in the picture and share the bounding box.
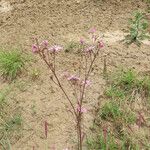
[87,69,150,150]
[0,50,26,81]
[0,87,23,150]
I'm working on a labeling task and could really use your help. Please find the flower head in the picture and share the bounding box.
[67,75,80,81]
[67,75,80,85]
[89,28,96,34]
[77,105,87,113]
[32,44,39,53]
[41,40,48,48]
[98,41,104,48]
[81,80,91,87]
[80,38,85,45]
[61,71,70,79]
[85,46,95,53]
[48,45,63,53]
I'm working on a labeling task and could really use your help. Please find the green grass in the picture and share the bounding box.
[115,69,138,90]
[87,130,118,150]
[100,102,123,120]
[0,87,11,110]
[0,50,26,81]
[112,69,150,98]
[88,69,150,150]
[124,111,136,125]
[87,130,140,150]
[0,114,22,150]
[3,114,22,132]
[64,41,80,53]
[0,86,22,150]
[105,86,125,100]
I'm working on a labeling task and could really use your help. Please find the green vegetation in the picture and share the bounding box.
[0,87,22,150]
[29,68,40,81]
[125,11,150,46]
[100,102,123,120]
[0,50,26,81]
[87,69,150,150]
[65,41,80,53]
[87,130,118,150]
[105,86,125,99]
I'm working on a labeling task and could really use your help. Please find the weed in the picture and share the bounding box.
[31,103,36,115]
[0,50,26,81]
[90,68,150,150]
[15,81,29,92]
[125,11,150,46]
[4,114,22,132]
[30,68,40,81]
[113,69,139,91]
[0,114,22,150]
[105,86,125,100]
[141,76,150,96]
[124,111,136,124]
[0,87,11,110]
[119,70,136,87]
[100,102,123,120]
[64,41,79,53]
[121,138,140,150]
[87,130,118,150]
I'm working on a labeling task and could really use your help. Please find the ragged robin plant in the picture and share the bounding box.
[31,28,104,150]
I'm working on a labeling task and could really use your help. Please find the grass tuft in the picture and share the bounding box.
[0,50,26,81]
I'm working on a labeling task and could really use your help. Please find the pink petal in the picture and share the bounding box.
[48,45,63,52]
[80,38,85,44]
[41,40,48,47]
[32,44,38,53]
[89,28,96,34]
[98,41,104,48]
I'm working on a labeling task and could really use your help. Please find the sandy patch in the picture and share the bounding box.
[0,0,12,13]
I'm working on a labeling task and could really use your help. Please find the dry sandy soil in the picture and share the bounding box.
[0,0,150,149]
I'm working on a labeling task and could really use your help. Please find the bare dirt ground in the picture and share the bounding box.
[0,0,150,149]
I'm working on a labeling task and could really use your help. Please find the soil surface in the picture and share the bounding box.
[0,0,150,149]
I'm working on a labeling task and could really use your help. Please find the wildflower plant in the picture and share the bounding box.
[32,29,104,150]
[125,11,150,46]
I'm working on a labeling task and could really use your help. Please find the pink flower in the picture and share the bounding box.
[85,46,95,53]
[61,71,70,79]
[41,40,48,47]
[81,80,91,87]
[89,28,96,34]
[67,75,80,85]
[80,38,85,45]
[48,45,63,53]
[32,44,39,53]
[98,41,104,48]
[77,105,87,113]
[92,35,98,42]
[67,75,80,82]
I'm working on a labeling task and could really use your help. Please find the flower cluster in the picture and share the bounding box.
[32,40,63,54]
[32,28,104,150]
[61,72,91,88]
[77,104,87,113]
[78,28,104,57]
